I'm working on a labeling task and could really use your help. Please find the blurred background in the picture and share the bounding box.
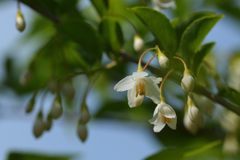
[1,0,240,160]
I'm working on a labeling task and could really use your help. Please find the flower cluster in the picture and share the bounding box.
[114,45,197,133]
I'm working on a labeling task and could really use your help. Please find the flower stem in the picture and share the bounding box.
[17,0,21,10]
[173,56,188,73]
[142,54,157,71]
[137,47,157,71]
[159,70,173,102]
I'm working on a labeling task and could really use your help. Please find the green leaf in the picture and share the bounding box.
[179,13,222,62]
[176,12,218,39]
[146,141,221,160]
[193,42,215,74]
[218,86,240,106]
[146,148,185,160]
[7,152,71,160]
[57,17,103,64]
[132,7,178,56]
[90,0,108,16]
[99,18,124,53]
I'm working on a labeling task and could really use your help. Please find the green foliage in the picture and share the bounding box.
[132,7,178,56]
[193,42,215,74]
[146,141,221,160]
[7,152,71,160]
[178,13,222,63]
[3,0,240,159]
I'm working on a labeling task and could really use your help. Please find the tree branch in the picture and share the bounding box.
[120,52,240,116]
[19,1,240,116]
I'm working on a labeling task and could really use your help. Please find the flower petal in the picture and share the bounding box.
[144,77,161,104]
[167,117,177,130]
[160,103,176,119]
[114,75,135,92]
[127,86,144,108]
[153,123,166,132]
[149,76,162,84]
[132,71,148,79]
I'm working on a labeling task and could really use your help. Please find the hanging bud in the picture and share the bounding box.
[25,92,37,114]
[181,69,194,93]
[133,34,144,52]
[80,101,91,124]
[223,133,239,154]
[156,46,169,68]
[49,93,63,119]
[44,114,53,131]
[33,111,45,138]
[19,70,31,86]
[77,121,88,142]
[183,96,203,134]
[16,9,26,32]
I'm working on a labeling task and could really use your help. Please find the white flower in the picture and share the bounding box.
[114,71,161,108]
[149,102,177,132]
[181,71,194,92]
[152,0,176,10]
[183,96,203,134]
[133,35,144,52]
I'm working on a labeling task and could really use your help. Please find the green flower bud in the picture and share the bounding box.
[33,111,45,138]
[25,93,36,114]
[77,122,88,142]
[44,114,53,131]
[49,94,63,119]
[79,102,90,124]
[16,10,26,32]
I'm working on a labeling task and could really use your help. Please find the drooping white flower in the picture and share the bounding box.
[133,34,144,52]
[181,70,194,92]
[114,71,161,108]
[149,102,177,132]
[183,96,203,134]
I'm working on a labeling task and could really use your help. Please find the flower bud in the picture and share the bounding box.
[223,133,239,154]
[80,102,90,124]
[49,94,63,119]
[156,47,169,68]
[181,70,194,92]
[133,34,144,52]
[33,111,45,138]
[44,114,53,131]
[183,96,203,134]
[77,121,88,142]
[19,70,31,86]
[16,10,26,32]
[25,93,36,114]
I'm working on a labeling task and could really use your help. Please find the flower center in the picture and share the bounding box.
[162,116,172,123]
[135,79,145,96]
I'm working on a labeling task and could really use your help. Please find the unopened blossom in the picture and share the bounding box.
[152,0,176,10]
[133,34,144,52]
[16,9,26,32]
[114,71,161,108]
[181,70,194,92]
[149,102,177,132]
[156,47,169,68]
[183,96,203,134]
